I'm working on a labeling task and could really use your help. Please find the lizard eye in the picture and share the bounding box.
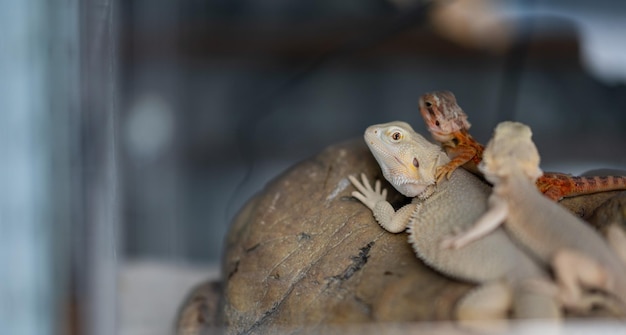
[413,158,419,168]
[435,120,440,127]
[391,132,402,141]
[425,101,432,107]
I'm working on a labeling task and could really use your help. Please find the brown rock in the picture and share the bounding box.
[220,139,471,334]
[176,140,625,334]
[176,280,222,335]
[561,169,626,220]
[588,191,626,234]
[559,191,623,220]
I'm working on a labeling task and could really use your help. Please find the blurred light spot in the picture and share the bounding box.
[125,94,174,160]
[429,0,514,53]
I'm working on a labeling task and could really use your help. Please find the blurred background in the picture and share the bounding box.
[2,0,625,334]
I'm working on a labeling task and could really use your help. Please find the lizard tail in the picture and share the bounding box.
[538,174,626,201]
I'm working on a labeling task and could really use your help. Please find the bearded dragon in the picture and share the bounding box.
[442,121,626,314]
[349,121,561,322]
[418,90,626,201]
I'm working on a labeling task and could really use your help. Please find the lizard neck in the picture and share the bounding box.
[431,131,456,144]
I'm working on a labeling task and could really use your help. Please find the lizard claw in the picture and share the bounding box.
[440,237,451,249]
[349,173,387,210]
[440,227,468,249]
[435,165,455,183]
[440,235,463,250]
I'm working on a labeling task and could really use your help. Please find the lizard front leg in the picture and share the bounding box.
[349,173,416,233]
[436,144,479,182]
[440,195,509,249]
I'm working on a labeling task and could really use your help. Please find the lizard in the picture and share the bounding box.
[418,90,626,201]
[441,121,626,314]
[348,121,561,323]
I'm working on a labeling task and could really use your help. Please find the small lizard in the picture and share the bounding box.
[418,90,626,201]
[442,121,626,314]
[349,121,560,322]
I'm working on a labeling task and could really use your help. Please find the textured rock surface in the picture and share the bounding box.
[560,168,626,220]
[176,139,626,334]
[220,139,471,334]
[176,280,222,335]
[588,191,626,234]
[560,191,624,220]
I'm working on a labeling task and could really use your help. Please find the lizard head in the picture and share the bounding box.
[418,91,472,143]
[364,121,446,197]
[480,121,543,183]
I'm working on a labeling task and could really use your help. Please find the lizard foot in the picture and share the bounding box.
[439,227,468,250]
[349,173,387,211]
[435,165,455,183]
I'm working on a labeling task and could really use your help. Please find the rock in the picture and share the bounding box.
[220,139,471,334]
[559,191,623,220]
[176,280,222,335]
[559,168,626,220]
[587,192,626,264]
[588,191,626,235]
[176,139,624,334]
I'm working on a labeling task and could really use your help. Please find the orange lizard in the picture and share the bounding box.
[418,90,626,201]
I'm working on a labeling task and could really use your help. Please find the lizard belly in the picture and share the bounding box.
[407,169,543,283]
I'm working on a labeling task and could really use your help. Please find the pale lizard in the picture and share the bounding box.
[442,121,626,314]
[349,121,561,322]
[418,90,626,201]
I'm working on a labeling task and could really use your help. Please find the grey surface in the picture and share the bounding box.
[119,261,218,335]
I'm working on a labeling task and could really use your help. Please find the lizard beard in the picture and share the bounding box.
[383,168,430,197]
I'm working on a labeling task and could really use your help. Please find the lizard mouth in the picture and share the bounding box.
[430,130,454,142]
[393,156,405,168]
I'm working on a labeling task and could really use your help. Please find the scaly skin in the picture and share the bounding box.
[349,121,561,323]
[538,173,626,201]
[442,121,626,315]
[418,90,626,201]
